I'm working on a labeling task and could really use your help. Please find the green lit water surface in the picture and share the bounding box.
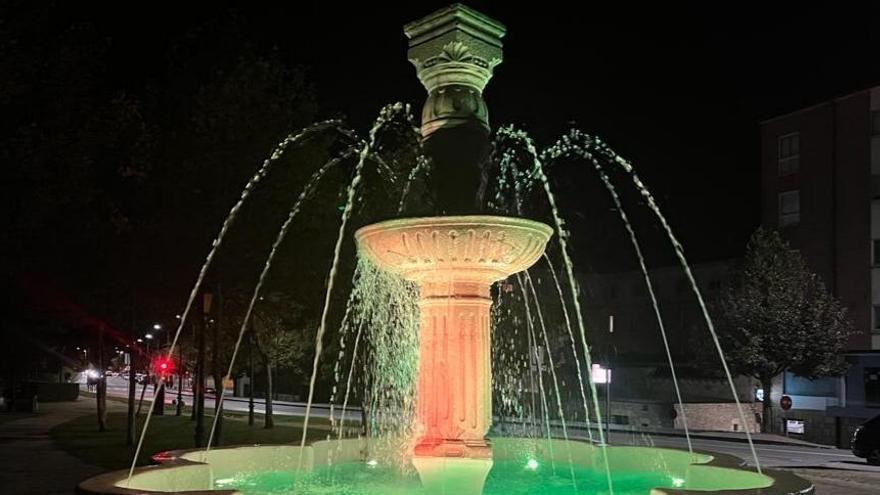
[214,460,684,495]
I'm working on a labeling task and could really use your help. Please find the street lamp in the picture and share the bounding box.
[153,323,162,331]
[145,333,153,340]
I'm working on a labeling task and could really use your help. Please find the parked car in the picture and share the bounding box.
[852,414,880,465]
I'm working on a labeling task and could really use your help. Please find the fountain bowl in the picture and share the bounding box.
[355,215,554,284]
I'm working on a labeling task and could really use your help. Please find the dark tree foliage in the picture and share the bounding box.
[714,227,852,432]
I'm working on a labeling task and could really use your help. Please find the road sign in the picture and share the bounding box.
[780,395,793,411]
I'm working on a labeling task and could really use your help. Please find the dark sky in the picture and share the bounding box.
[50,1,880,263]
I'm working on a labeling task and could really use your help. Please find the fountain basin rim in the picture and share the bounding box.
[354,215,554,240]
[354,215,554,283]
[75,439,814,495]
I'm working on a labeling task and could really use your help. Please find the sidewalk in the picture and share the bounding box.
[628,427,832,448]
[0,398,120,495]
[500,418,833,449]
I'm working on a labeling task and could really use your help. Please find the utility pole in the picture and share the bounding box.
[194,292,211,447]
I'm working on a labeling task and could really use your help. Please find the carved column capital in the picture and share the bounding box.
[404,4,506,137]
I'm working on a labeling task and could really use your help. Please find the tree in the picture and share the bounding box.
[714,227,852,432]
[251,296,310,429]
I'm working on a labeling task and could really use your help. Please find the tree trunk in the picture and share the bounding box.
[190,324,197,421]
[96,377,107,431]
[265,362,274,429]
[194,306,207,447]
[761,376,774,433]
[126,238,137,444]
[212,284,223,444]
[126,348,136,444]
[97,326,107,432]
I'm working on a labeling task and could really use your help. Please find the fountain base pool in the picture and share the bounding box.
[77,438,814,495]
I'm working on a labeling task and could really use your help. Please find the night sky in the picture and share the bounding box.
[11,1,880,264]
[3,1,879,392]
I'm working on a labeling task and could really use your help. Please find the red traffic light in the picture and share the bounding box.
[152,356,175,376]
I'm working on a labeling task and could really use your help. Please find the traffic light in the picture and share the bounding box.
[152,356,175,377]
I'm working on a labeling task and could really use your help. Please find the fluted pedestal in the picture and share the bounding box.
[414,279,493,458]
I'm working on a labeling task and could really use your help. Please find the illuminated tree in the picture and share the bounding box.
[715,227,851,432]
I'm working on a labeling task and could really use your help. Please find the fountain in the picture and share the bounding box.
[78,4,814,495]
[356,215,553,492]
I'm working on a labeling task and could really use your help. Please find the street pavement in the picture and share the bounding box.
[619,433,870,469]
[0,398,108,495]
[99,376,362,421]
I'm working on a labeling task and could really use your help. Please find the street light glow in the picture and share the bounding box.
[145,333,154,340]
[153,323,162,330]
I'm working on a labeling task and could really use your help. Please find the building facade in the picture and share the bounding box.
[760,85,880,445]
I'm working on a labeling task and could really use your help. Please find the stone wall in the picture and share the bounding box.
[674,402,762,433]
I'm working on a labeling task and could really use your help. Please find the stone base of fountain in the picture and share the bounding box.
[412,455,493,495]
[76,439,815,495]
[412,438,492,458]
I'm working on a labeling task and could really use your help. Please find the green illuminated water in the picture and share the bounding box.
[215,460,683,495]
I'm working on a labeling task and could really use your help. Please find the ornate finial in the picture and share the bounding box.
[404,4,506,138]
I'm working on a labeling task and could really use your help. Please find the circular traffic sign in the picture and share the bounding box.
[780,395,793,411]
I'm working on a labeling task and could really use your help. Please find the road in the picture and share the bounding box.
[499,421,873,470]
[616,433,867,469]
[96,376,362,421]
[96,377,878,472]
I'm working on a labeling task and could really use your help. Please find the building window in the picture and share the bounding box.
[778,190,800,227]
[778,132,800,176]
[611,415,629,425]
[872,111,880,136]
[873,240,880,266]
[865,368,880,407]
[874,306,880,329]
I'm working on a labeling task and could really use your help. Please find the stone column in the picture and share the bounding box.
[403,4,507,215]
[414,280,493,459]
